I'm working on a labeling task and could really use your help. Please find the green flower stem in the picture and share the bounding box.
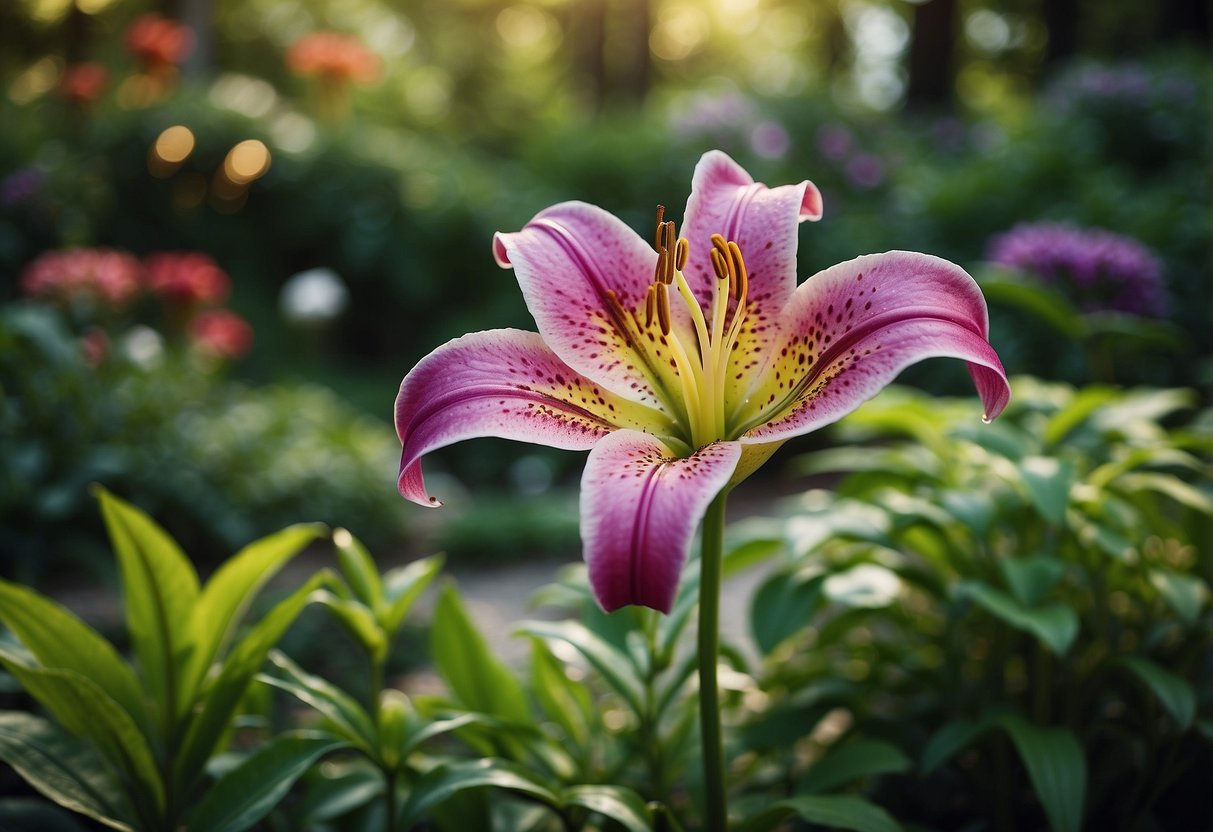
[698,491,728,832]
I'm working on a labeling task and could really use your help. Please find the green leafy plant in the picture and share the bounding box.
[0,488,331,831]
[735,378,1211,831]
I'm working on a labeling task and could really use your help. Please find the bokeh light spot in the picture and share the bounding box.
[155,125,195,164]
[223,139,271,184]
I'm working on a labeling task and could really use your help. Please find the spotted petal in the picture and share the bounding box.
[494,201,699,413]
[737,251,1010,442]
[581,431,741,613]
[680,150,824,409]
[396,329,668,506]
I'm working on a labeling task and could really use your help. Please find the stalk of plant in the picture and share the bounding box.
[394,150,1009,826]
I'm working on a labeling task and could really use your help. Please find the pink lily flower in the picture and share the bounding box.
[396,151,1009,613]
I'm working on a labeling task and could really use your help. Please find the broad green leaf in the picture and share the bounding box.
[799,739,912,795]
[978,273,1084,338]
[1018,456,1074,526]
[0,581,147,732]
[174,571,331,794]
[381,554,444,636]
[740,794,902,832]
[1149,569,1207,625]
[398,759,559,826]
[514,619,644,717]
[750,570,823,656]
[997,714,1086,832]
[1043,386,1119,447]
[1116,472,1213,514]
[332,528,383,609]
[999,556,1066,607]
[182,523,324,716]
[402,712,509,757]
[823,564,902,609]
[921,717,993,774]
[0,662,163,816]
[294,759,383,825]
[0,712,135,831]
[259,651,377,755]
[1119,657,1196,730]
[187,731,347,832]
[96,488,199,733]
[940,489,995,537]
[959,581,1079,655]
[432,585,530,724]
[530,639,592,748]
[315,592,387,662]
[561,784,651,832]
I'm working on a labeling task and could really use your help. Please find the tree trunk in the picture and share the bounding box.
[570,0,608,112]
[905,0,957,110]
[615,0,652,105]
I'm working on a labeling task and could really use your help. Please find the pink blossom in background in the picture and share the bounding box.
[190,309,254,360]
[145,252,231,307]
[816,124,854,161]
[750,121,791,160]
[845,153,886,190]
[22,249,143,308]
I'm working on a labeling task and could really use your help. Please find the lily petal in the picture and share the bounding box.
[581,431,741,613]
[396,329,668,506]
[680,150,824,407]
[738,251,1010,442]
[494,201,696,410]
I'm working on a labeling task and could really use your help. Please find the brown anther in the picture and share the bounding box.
[654,205,666,249]
[727,241,748,302]
[676,238,689,271]
[653,250,668,285]
[710,233,729,255]
[656,282,672,336]
[710,247,729,281]
[644,284,657,327]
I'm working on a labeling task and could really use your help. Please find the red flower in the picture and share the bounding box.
[58,63,109,104]
[286,32,380,84]
[144,252,230,307]
[22,249,143,308]
[190,309,253,359]
[125,14,195,69]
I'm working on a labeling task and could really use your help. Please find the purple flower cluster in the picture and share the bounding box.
[987,222,1168,317]
[668,91,791,160]
[1047,62,1198,115]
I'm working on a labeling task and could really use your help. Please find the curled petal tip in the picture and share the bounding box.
[492,232,512,268]
[799,180,824,222]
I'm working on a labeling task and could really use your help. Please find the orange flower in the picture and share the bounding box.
[286,32,380,84]
[190,309,254,359]
[125,13,194,69]
[58,63,109,104]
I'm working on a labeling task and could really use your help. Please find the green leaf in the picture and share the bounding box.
[398,759,559,826]
[0,712,136,831]
[940,489,995,537]
[799,739,912,795]
[823,564,902,609]
[514,619,644,717]
[0,581,147,732]
[999,556,1066,607]
[921,717,993,774]
[332,528,383,609]
[978,273,1085,338]
[0,661,163,817]
[997,714,1086,832]
[740,794,903,832]
[561,784,651,832]
[750,570,823,656]
[0,798,95,832]
[182,523,325,717]
[1119,657,1196,730]
[96,488,199,733]
[315,592,387,663]
[432,585,530,724]
[259,651,377,755]
[174,571,330,795]
[959,581,1079,655]
[1042,386,1119,448]
[529,639,592,748]
[187,731,347,832]
[1149,569,1207,625]
[1116,472,1213,514]
[1018,456,1074,526]
[380,554,444,637]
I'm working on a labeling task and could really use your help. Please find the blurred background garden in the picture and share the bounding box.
[0,0,1210,829]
